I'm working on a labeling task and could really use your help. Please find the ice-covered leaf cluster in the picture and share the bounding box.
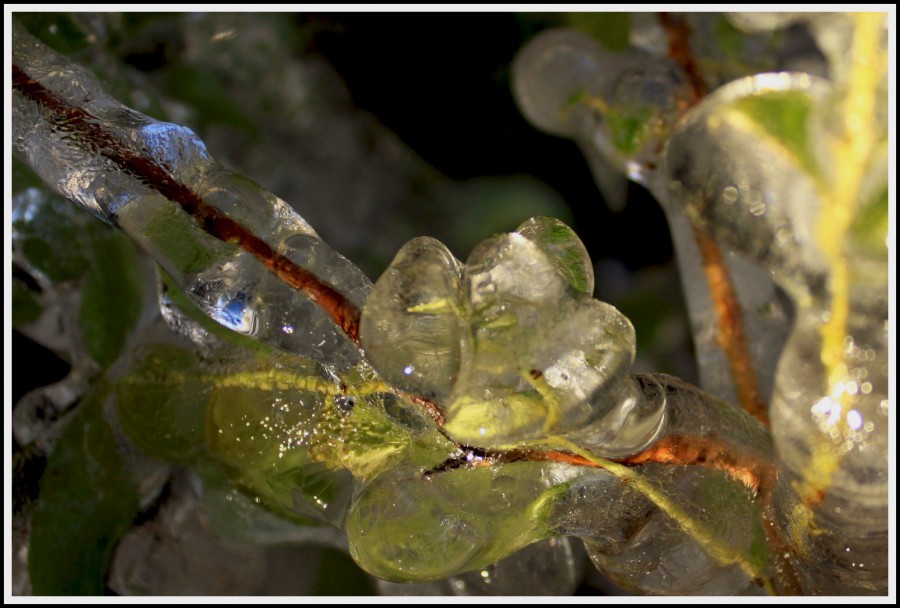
[362,216,665,454]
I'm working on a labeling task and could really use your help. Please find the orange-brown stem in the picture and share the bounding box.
[427,434,775,498]
[13,64,362,344]
[653,17,769,426]
[658,12,708,103]
[695,228,769,426]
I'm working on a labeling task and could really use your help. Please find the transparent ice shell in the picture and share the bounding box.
[362,217,665,454]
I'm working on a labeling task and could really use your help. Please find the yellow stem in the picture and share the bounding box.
[156,367,393,399]
[802,11,884,504]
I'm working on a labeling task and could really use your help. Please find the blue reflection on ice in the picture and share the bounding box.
[140,122,210,169]
[208,291,258,335]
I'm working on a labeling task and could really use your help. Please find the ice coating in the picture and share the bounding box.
[14,14,889,596]
[513,28,691,185]
[666,73,833,294]
[374,536,584,596]
[664,61,888,592]
[445,537,584,596]
[362,217,664,453]
[558,374,777,595]
[113,342,414,527]
[346,460,563,582]
[12,20,370,369]
[347,374,778,592]
[513,26,795,414]
[360,237,465,400]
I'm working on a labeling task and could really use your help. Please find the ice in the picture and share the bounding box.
[13,375,93,451]
[375,537,586,596]
[663,209,794,406]
[513,28,691,188]
[13,19,371,369]
[362,217,665,453]
[360,237,465,401]
[574,374,777,595]
[665,73,833,294]
[663,58,888,592]
[203,358,357,527]
[447,537,585,596]
[345,460,561,582]
[109,472,268,595]
[197,468,348,549]
[513,28,805,413]
[584,513,766,596]
[512,216,595,295]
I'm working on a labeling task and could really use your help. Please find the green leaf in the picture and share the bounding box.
[16,13,92,54]
[115,344,209,464]
[733,90,819,179]
[29,383,140,595]
[78,231,143,367]
[607,107,653,155]
[14,192,92,284]
[850,186,888,256]
[12,277,43,326]
[565,13,631,51]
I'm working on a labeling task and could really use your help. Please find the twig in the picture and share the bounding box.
[694,229,769,426]
[13,64,362,344]
[656,13,768,427]
[544,436,776,594]
[657,12,707,103]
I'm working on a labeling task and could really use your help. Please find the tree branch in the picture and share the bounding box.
[657,13,768,427]
[13,64,363,344]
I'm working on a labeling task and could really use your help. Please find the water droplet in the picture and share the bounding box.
[722,185,739,203]
[403,365,414,376]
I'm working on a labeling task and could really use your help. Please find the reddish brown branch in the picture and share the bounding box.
[13,64,361,343]
[425,434,774,498]
[612,434,773,494]
[695,229,769,426]
[658,12,708,103]
[406,393,446,427]
[652,17,769,427]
